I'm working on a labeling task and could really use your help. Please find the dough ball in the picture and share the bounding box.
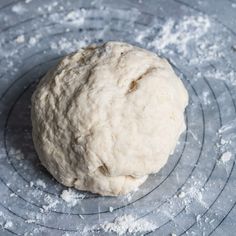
[31,41,188,196]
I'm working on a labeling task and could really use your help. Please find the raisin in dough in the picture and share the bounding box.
[31,41,188,196]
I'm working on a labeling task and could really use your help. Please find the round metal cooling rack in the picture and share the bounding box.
[0,0,236,235]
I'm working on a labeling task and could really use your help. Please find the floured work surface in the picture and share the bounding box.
[0,0,236,235]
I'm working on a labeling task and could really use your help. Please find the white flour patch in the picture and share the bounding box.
[64,10,86,26]
[202,91,211,105]
[152,15,210,55]
[35,179,46,188]
[15,35,25,44]
[25,219,36,224]
[4,221,13,229]
[99,214,156,235]
[28,34,41,46]
[29,37,37,46]
[50,38,87,53]
[178,191,186,198]
[136,15,211,57]
[60,189,85,206]
[205,69,236,86]
[12,3,27,14]
[220,151,232,163]
[42,195,59,211]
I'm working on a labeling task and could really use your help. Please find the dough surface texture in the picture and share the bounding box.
[31,41,188,196]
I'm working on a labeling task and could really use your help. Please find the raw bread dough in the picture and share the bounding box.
[31,41,188,196]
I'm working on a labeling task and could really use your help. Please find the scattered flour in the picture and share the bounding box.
[196,214,201,222]
[202,91,211,105]
[205,69,236,86]
[135,13,229,68]
[25,219,36,224]
[29,37,37,46]
[220,151,232,163]
[136,15,210,57]
[209,219,215,224]
[50,38,87,53]
[28,34,41,46]
[42,195,59,211]
[99,214,156,235]
[46,2,58,12]
[35,179,46,189]
[60,189,85,206]
[109,207,114,213]
[15,35,25,44]
[64,10,86,26]
[178,191,186,198]
[126,193,132,201]
[219,121,236,134]
[11,4,27,14]
[12,149,24,160]
[4,221,13,229]
[217,121,236,155]
[177,184,207,213]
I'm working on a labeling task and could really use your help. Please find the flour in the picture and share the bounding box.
[202,91,211,105]
[220,151,232,163]
[178,191,186,198]
[177,183,207,214]
[205,69,236,86]
[218,120,236,134]
[15,35,25,44]
[11,4,27,14]
[29,37,37,46]
[135,13,231,72]
[48,8,87,28]
[4,221,13,229]
[29,35,41,46]
[25,219,36,224]
[60,189,85,206]
[35,179,46,188]
[46,2,58,12]
[99,214,156,235]
[10,193,16,197]
[109,206,114,213]
[64,10,86,26]
[50,38,87,53]
[10,148,24,160]
[217,121,236,159]
[136,15,210,57]
[42,195,59,211]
